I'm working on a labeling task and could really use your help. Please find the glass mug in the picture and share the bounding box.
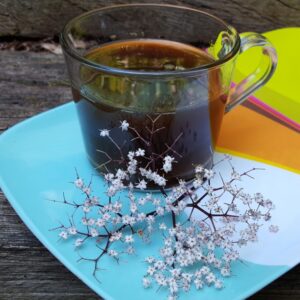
[60,4,277,188]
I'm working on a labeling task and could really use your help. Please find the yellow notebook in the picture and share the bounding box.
[233,27,300,129]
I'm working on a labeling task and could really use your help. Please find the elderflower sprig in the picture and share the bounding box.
[51,119,278,299]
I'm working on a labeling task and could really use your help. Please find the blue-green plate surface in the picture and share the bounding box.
[0,102,296,300]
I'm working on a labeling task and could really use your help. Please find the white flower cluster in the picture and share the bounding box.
[53,120,278,299]
[142,222,236,297]
[163,155,175,173]
[139,167,167,187]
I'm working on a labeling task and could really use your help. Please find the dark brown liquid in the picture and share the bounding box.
[85,39,214,71]
[73,39,226,188]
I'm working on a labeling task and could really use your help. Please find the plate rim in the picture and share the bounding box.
[0,102,297,300]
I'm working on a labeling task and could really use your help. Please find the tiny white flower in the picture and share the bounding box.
[264,213,272,221]
[170,268,181,278]
[207,252,216,264]
[182,281,191,292]
[265,199,275,209]
[154,273,167,286]
[130,203,138,214]
[156,206,165,216]
[195,165,204,173]
[115,169,127,180]
[127,151,135,160]
[204,169,214,179]
[108,249,119,257]
[182,273,193,283]
[231,170,241,180]
[214,259,222,269]
[136,212,146,222]
[163,155,174,173]
[215,280,223,289]
[194,278,204,289]
[90,228,98,237]
[112,201,122,213]
[142,277,151,288]
[254,192,264,204]
[87,218,95,226]
[102,213,111,221]
[163,238,173,249]
[128,191,135,202]
[136,179,147,190]
[111,216,122,225]
[205,272,216,284]
[138,197,147,206]
[68,227,77,235]
[128,216,137,226]
[59,231,68,240]
[159,223,167,230]
[152,198,161,206]
[74,178,83,188]
[126,246,135,255]
[145,256,155,263]
[74,238,83,247]
[186,237,197,248]
[269,224,279,233]
[109,231,122,242]
[147,266,156,276]
[99,129,109,137]
[96,218,105,227]
[104,173,114,182]
[177,200,187,211]
[230,250,239,260]
[107,185,117,197]
[165,256,175,265]
[155,175,167,186]
[207,241,215,251]
[176,230,185,241]
[224,182,233,192]
[91,196,99,204]
[169,278,178,294]
[220,267,230,277]
[82,206,90,213]
[122,215,132,225]
[83,186,91,195]
[120,120,129,131]
[200,266,210,275]
[146,215,155,224]
[154,260,165,270]
[193,178,203,188]
[135,148,145,157]
[111,178,124,190]
[168,228,176,237]
[128,182,134,190]
[127,159,138,175]
[164,155,174,163]
[124,235,134,243]
[193,248,203,261]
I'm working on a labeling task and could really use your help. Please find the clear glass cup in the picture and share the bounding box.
[60,4,277,188]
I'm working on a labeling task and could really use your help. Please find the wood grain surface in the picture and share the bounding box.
[0,51,300,299]
[0,0,299,38]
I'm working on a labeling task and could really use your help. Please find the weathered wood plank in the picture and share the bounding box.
[0,192,100,299]
[0,0,299,38]
[0,51,300,299]
[0,51,71,130]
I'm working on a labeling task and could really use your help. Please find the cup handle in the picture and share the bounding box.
[225,32,278,113]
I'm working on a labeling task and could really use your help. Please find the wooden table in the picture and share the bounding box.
[0,51,299,300]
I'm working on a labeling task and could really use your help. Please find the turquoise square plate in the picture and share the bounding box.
[0,102,299,300]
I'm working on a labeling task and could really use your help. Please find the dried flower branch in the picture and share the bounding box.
[51,119,277,299]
